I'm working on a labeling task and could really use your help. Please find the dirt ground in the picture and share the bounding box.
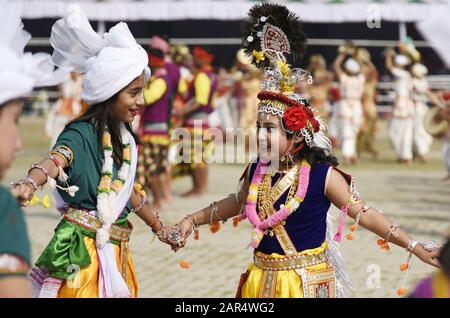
[3,117,449,297]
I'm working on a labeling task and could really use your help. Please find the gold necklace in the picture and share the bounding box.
[257,166,300,237]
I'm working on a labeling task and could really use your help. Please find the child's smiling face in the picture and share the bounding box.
[257,112,292,166]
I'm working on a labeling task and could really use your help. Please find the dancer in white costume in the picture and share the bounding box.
[333,52,365,164]
[45,71,83,148]
[386,49,414,164]
[411,63,440,162]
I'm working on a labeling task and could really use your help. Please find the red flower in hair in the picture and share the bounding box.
[304,108,321,132]
[283,107,307,131]
[310,117,321,132]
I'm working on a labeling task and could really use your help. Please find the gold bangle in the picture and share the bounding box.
[51,145,73,166]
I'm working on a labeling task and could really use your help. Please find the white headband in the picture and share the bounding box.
[50,4,150,106]
[412,63,428,77]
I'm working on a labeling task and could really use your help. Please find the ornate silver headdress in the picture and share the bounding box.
[241,3,331,151]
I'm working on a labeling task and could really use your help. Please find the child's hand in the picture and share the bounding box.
[176,217,194,248]
[11,183,35,207]
[414,244,441,268]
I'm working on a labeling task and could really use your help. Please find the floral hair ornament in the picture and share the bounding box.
[241,3,331,152]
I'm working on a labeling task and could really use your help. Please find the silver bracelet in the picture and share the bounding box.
[131,195,149,213]
[10,178,38,191]
[230,191,244,205]
[384,223,399,242]
[406,238,419,253]
[210,201,223,224]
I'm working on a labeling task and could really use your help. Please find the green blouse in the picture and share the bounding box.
[53,121,131,215]
[0,186,31,276]
[36,121,133,279]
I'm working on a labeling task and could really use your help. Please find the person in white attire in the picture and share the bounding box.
[45,71,84,148]
[411,63,442,162]
[333,52,365,164]
[385,49,416,164]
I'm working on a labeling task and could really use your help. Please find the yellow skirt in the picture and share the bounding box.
[57,236,138,298]
[241,242,332,298]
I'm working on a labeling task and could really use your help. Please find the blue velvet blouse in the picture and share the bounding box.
[249,160,332,255]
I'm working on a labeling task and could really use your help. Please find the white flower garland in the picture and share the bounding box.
[96,124,131,248]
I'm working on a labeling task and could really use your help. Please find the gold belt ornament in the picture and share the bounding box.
[254,251,327,271]
[63,208,133,242]
[63,208,133,284]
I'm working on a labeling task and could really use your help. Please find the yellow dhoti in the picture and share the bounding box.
[57,236,138,298]
[240,242,335,298]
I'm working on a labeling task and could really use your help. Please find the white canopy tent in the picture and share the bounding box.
[13,0,450,22]
[8,0,450,67]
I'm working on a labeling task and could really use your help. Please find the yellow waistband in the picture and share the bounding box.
[254,242,328,271]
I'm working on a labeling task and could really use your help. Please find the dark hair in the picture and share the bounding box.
[287,132,339,167]
[282,118,339,167]
[297,145,339,167]
[438,238,450,276]
[69,94,139,165]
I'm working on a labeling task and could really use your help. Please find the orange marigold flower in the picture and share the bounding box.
[194,228,199,241]
[345,233,355,240]
[99,176,111,190]
[397,288,407,296]
[209,222,221,234]
[232,216,239,228]
[349,223,358,232]
[123,148,131,161]
[134,183,143,193]
[102,133,111,147]
[111,180,123,192]
[400,263,410,272]
[180,260,190,269]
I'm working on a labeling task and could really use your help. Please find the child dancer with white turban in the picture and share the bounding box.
[12,5,178,298]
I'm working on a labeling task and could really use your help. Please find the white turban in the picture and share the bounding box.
[411,63,428,78]
[0,4,67,105]
[50,5,150,106]
[344,58,360,75]
[394,54,411,67]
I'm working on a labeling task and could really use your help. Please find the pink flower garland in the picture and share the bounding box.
[243,160,311,249]
[333,205,349,242]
